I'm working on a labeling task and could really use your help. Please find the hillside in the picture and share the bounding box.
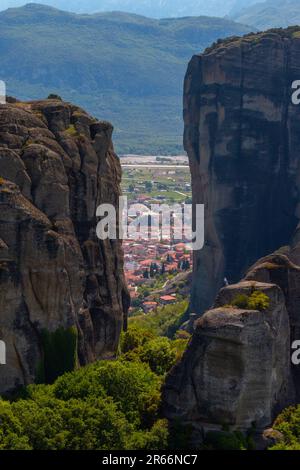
[0,4,253,154]
[232,0,300,30]
[0,1,261,18]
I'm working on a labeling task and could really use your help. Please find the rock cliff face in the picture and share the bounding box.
[184,28,300,314]
[0,98,129,394]
[163,276,295,440]
[164,28,300,444]
[163,246,300,442]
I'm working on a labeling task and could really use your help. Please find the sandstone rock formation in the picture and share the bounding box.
[164,28,300,446]
[184,28,300,314]
[163,279,294,441]
[245,247,300,401]
[0,98,129,394]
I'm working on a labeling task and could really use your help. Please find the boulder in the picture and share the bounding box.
[163,281,293,440]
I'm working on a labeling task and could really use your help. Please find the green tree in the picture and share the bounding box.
[53,360,161,428]
[139,337,177,376]
[145,181,153,193]
[0,400,31,450]
[121,326,154,354]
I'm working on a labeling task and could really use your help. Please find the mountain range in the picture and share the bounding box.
[0,1,261,18]
[0,4,253,154]
[232,0,300,30]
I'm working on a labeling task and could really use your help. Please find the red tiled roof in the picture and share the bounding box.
[140,260,155,267]
[160,295,176,301]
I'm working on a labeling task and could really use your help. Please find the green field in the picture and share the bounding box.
[122,166,191,203]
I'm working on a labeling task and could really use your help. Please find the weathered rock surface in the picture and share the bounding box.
[185,28,300,314]
[0,98,129,394]
[164,28,300,446]
[245,247,300,401]
[163,281,294,439]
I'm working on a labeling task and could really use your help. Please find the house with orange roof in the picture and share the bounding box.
[143,301,158,313]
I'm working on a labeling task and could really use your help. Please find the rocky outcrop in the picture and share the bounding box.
[0,98,129,394]
[164,28,300,446]
[163,280,294,441]
[245,245,300,401]
[185,28,300,314]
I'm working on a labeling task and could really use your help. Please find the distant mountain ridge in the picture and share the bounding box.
[0,1,261,18]
[232,0,300,30]
[0,4,253,153]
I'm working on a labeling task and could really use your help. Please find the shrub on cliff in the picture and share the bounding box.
[47,94,62,101]
[270,406,300,450]
[229,291,270,311]
[247,291,270,311]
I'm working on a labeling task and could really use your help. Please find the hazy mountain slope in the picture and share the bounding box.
[0,1,261,18]
[0,4,253,153]
[229,0,259,15]
[232,0,300,30]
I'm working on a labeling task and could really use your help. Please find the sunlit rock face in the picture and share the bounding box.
[0,98,129,394]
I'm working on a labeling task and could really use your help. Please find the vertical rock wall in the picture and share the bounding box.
[184,30,300,314]
[0,98,129,393]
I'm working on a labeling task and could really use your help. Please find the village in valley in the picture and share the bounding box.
[120,155,193,316]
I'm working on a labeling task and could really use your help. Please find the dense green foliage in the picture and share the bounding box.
[0,358,169,450]
[53,360,162,427]
[269,406,300,450]
[120,326,188,376]
[0,4,252,154]
[226,290,270,311]
[129,299,189,338]
[0,299,190,450]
